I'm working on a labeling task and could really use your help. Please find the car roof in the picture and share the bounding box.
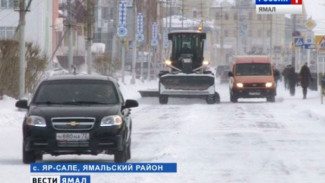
[45,74,117,83]
[234,55,270,64]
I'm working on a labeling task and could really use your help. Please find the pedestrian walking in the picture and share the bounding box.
[287,65,297,96]
[299,62,313,99]
[282,65,290,90]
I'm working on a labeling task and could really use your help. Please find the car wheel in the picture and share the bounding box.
[114,138,130,163]
[206,94,216,104]
[23,141,36,164]
[230,92,238,103]
[267,96,275,102]
[159,95,168,104]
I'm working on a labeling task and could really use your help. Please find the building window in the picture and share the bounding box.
[224,13,229,20]
[267,15,272,21]
[1,0,14,9]
[234,13,237,20]
[267,29,271,37]
[0,27,15,39]
[193,10,197,18]
[257,15,262,21]
[215,12,221,20]
[224,30,228,37]
[258,29,262,37]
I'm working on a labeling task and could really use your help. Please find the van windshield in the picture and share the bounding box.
[236,63,271,76]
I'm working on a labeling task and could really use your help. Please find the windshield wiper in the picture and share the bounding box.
[35,101,66,105]
[65,101,110,105]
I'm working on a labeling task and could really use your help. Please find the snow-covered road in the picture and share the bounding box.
[1,82,325,183]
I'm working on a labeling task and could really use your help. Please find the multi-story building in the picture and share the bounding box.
[209,0,286,65]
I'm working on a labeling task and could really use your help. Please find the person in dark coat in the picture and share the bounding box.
[287,65,297,96]
[299,63,313,99]
[282,65,290,90]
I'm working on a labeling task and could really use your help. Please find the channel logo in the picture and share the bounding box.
[255,0,303,14]
[30,176,90,183]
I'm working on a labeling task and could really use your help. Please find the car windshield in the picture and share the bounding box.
[33,80,119,105]
[236,63,271,76]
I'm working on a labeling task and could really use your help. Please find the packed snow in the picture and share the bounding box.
[0,77,325,183]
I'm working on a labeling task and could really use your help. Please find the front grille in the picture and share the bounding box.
[57,141,89,147]
[244,83,265,88]
[52,117,95,131]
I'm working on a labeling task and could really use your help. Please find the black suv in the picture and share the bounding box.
[16,75,138,163]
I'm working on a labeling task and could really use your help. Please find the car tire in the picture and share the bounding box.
[114,138,130,163]
[23,141,36,164]
[206,94,216,104]
[159,95,168,104]
[215,92,220,104]
[230,92,238,103]
[267,96,275,102]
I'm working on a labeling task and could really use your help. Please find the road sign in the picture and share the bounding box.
[305,31,314,45]
[136,34,144,42]
[302,44,315,49]
[117,27,127,37]
[137,13,144,34]
[151,39,158,47]
[273,46,281,53]
[306,18,316,30]
[315,35,325,50]
[118,1,127,27]
[152,22,158,40]
[294,37,304,47]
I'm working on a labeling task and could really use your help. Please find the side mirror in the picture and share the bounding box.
[124,99,139,108]
[16,100,28,109]
[228,71,234,77]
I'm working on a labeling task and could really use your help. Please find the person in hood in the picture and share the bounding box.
[299,62,313,99]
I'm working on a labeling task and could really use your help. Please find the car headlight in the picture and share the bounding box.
[100,115,123,126]
[26,116,46,127]
[265,82,273,88]
[164,59,172,66]
[236,83,244,88]
[202,60,210,66]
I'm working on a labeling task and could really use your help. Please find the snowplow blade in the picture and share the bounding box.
[160,74,214,90]
[138,90,160,97]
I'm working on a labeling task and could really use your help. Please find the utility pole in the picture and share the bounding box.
[181,0,184,28]
[220,6,224,64]
[292,14,297,71]
[131,3,137,84]
[18,0,26,99]
[67,0,73,74]
[86,0,93,74]
[111,0,118,77]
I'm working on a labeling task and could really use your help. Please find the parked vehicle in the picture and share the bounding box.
[16,75,138,163]
[228,55,276,102]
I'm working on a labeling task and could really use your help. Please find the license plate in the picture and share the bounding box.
[249,91,261,96]
[56,133,89,141]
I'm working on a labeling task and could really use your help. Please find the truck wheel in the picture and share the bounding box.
[230,93,238,103]
[159,95,168,104]
[206,94,216,104]
[22,141,36,164]
[267,96,275,102]
[215,92,220,103]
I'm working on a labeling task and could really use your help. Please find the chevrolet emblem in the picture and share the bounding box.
[69,121,79,126]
